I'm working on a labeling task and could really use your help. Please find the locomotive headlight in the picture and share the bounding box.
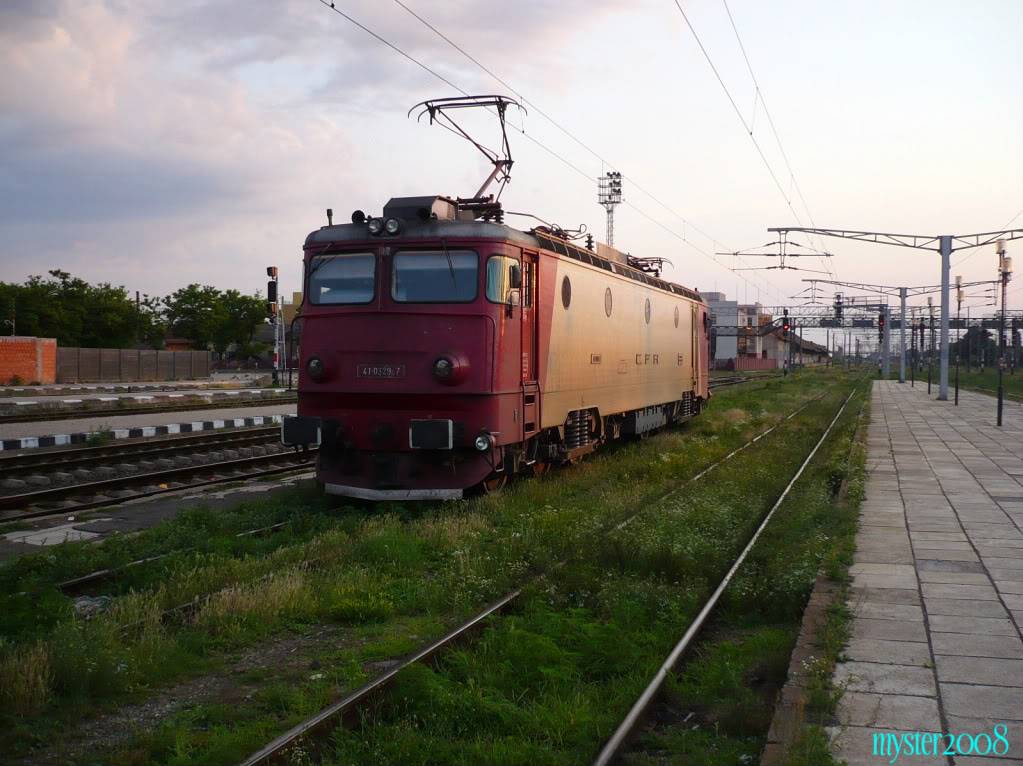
[384,217,402,235]
[474,434,494,452]
[367,217,384,235]
[307,356,326,381]
[432,356,454,380]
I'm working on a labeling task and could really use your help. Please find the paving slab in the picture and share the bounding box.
[828,382,1023,764]
[934,655,1023,687]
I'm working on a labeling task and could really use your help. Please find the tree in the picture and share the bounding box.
[164,284,267,356]
[211,290,267,356]
[0,271,144,347]
[163,284,221,349]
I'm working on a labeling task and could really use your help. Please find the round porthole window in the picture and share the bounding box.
[644,298,651,324]
[604,287,613,317]
[674,305,680,328]
[562,276,572,309]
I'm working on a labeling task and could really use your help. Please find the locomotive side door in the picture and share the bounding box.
[691,304,698,391]
[520,250,539,437]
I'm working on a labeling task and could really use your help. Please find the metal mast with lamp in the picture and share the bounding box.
[597,171,623,246]
[997,239,1013,427]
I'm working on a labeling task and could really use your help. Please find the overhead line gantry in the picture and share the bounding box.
[769,226,1023,401]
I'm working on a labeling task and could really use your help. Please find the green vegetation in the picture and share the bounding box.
[951,367,1023,400]
[84,426,115,447]
[0,270,267,354]
[0,370,867,765]
[886,363,1023,399]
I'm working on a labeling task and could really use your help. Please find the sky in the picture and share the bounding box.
[1,0,1021,322]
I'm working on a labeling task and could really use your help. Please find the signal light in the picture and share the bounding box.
[266,266,278,278]
[878,312,886,342]
[782,309,790,339]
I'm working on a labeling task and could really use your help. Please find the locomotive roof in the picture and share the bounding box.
[305,219,705,304]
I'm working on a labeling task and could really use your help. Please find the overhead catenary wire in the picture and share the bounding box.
[389,0,784,300]
[316,0,781,302]
[669,0,835,281]
[720,0,835,279]
[954,205,1023,269]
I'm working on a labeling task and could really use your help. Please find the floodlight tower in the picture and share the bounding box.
[598,171,623,246]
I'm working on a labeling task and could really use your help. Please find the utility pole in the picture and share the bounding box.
[899,287,907,383]
[966,306,972,372]
[770,226,1023,401]
[955,275,962,406]
[927,297,935,395]
[939,235,951,401]
[597,171,623,247]
[997,240,1013,427]
[910,317,916,387]
[882,305,891,379]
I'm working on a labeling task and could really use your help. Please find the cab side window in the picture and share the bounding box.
[486,255,520,303]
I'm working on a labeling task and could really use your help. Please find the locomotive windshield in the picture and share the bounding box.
[391,250,478,303]
[309,253,375,304]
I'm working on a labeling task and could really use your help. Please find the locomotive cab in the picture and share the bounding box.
[284,196,542,500]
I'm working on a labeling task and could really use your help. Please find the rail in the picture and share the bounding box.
[591,386,858,765]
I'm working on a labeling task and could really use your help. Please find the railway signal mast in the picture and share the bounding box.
[266,266,281,387]
[598,171,623,246]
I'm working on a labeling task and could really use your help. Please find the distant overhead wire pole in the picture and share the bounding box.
[383,0,784,302]
[773,226,1023,401]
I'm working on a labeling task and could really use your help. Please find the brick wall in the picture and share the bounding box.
[0,337,58,384]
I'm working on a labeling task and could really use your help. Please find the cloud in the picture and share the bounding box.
[0,0,351,291]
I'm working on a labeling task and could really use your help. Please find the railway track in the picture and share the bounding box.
[0,449,316,522]
[0,394,297,424]
[709,372,784,389]
[0,426,280,480]
[592,387,857,764]
[234,388,840,766]
[1,374,782,521]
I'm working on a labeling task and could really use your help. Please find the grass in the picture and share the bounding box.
[886,363,1023,400]
[0,369,863,764]
[950,366,1023,399]
[85,426,115,447]
[310,379,870,765]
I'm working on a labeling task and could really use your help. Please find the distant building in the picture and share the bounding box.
[702,292,738,361]
[164,337,193,352]
[763,328,830,367]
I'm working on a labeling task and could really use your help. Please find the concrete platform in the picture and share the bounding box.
[830,381,1023,765]
[0,404,296,451]
[0,388,291,420]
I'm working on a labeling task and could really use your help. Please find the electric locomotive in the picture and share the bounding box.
[281,96,710,500]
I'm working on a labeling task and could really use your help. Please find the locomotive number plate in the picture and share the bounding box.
[357,363,406,379]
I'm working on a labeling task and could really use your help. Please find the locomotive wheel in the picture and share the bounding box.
[482,474,508,493]
[530,461,553,478]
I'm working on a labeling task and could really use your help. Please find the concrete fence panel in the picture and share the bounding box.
[55,347,212,382]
